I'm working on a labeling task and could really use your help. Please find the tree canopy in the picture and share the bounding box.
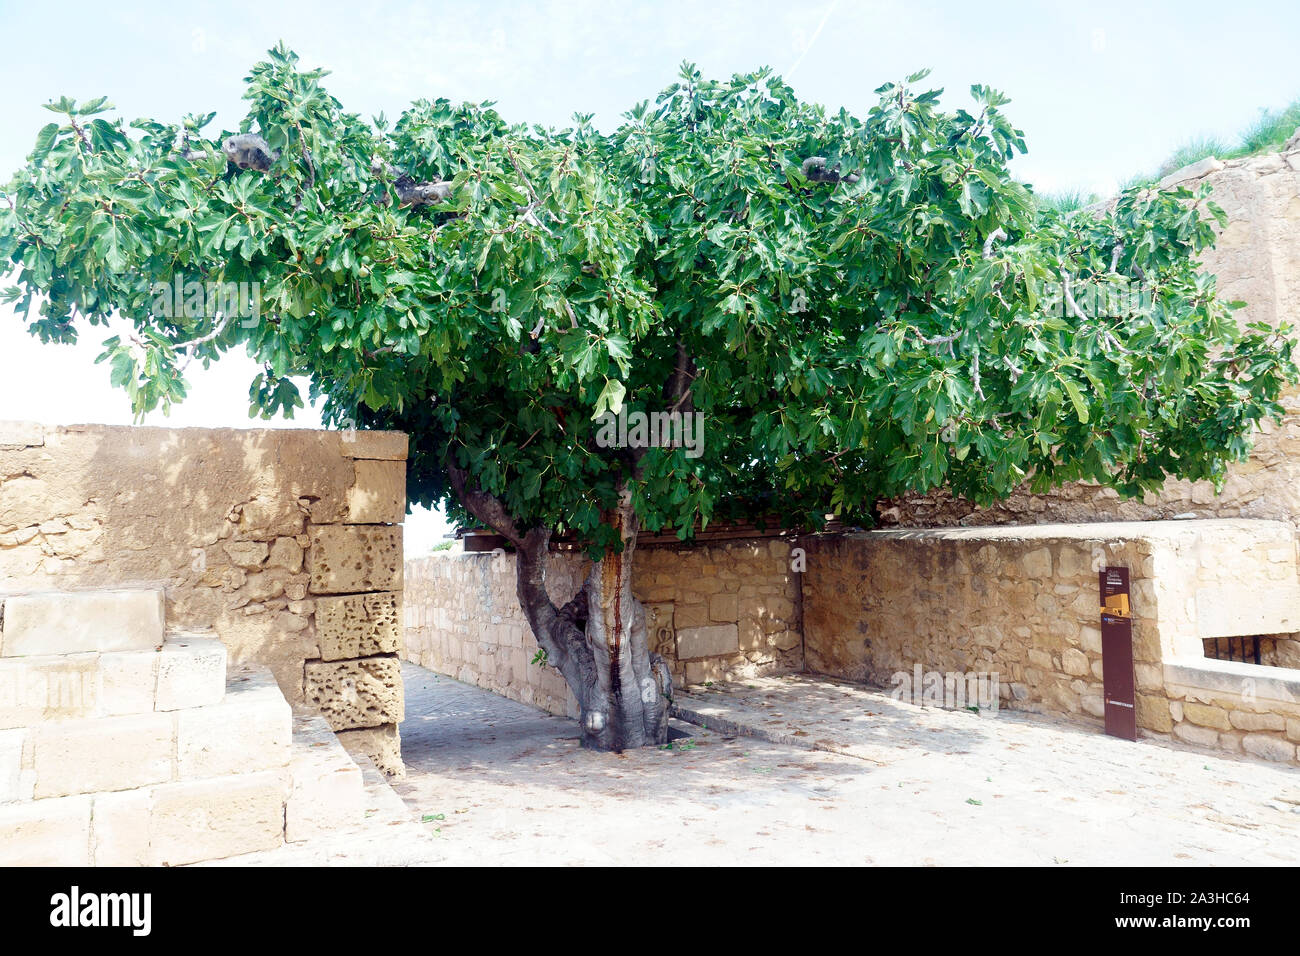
[3,45,1294,554]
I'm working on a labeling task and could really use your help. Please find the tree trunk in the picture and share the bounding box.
[446,465,672,751]
[513,496,673,751]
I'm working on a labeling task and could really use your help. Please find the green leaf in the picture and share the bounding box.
[1062,379,1089,424]
[592,378,627,419]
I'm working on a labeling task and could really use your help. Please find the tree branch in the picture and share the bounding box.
[446,461,523,545]
[982,227,1007,260]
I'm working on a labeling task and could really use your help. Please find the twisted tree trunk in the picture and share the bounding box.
[448,467,672,751]
[515,498,672,750]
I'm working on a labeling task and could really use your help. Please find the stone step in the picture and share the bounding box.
[0,768,292,866]
[0,664,296,865]
[285,712,366,843]
[1,663,289,802]
[144,768,289,867]
[175,666,292,780]
[0,589,165,657]
[0,633,227,729]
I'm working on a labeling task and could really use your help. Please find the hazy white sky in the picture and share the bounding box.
[1,0,1297,550]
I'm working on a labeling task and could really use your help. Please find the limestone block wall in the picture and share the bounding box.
[802,519,1300,764]
[0,422,407,771]
[404,538,802,715]
[882,142,1300,529]
[804,525,1162,718]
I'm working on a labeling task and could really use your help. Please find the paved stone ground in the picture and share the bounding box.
[384,663,1300,866]
[222,663,1300,865]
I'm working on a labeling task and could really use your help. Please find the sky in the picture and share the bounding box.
[1,0,1297,552]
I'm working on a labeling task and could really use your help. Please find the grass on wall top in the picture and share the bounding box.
[1036,98,1300,213]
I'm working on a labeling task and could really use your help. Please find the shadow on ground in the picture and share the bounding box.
[388,661,1300,865]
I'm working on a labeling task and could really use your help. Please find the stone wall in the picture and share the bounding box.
[882,142,1300,529]
[404,538,802,715]
[0,422,407,771]
[1162,658,1300,763]
[801,519,1300,765]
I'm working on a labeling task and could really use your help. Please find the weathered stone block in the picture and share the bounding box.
[0,647,159,724]
[708,593,740,623]
[316,592,402,661]
[1079,625,1103,654]
[1136,693,1173,733]
[1283,717,1300,743]
[148,770,288,866]
[1241,733,1296,762]
[346,460,406,525]
[267,537,304,572]
[1173,721,1220,748]
[677,624,739,660]
[235,497,306,538]
[155,636,227,711]
[305,657,403,729]
[1,589,164,657]
[773,629,801,652]
[31,711,175,798]
[673,603,710,629]
[1157,155,1224,189]
[1061,648,1090,677]
[1134,661,1163,692]
[223,541,269,569]
[99,649,161,717]
[308,526,403,594]
[176,669,290,778]
[335,722,404,778]
[1229,710,1286,732]
[684,658,726,685]
[0,794,91,865]
[1182,702,1232,731]
[90,788,151,866]
[1023,547,1052,579]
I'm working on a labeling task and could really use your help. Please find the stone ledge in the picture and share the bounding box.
[155,635,227,712]
[848,517,1293,545]
[0,589,165,657]
[1164,657,1300,706]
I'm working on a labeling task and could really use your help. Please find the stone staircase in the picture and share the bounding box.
[0,588,369,865]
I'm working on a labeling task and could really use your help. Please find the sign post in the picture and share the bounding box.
[1099,567,1137,741]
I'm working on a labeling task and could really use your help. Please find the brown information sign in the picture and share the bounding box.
[1099,566,1137,741]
